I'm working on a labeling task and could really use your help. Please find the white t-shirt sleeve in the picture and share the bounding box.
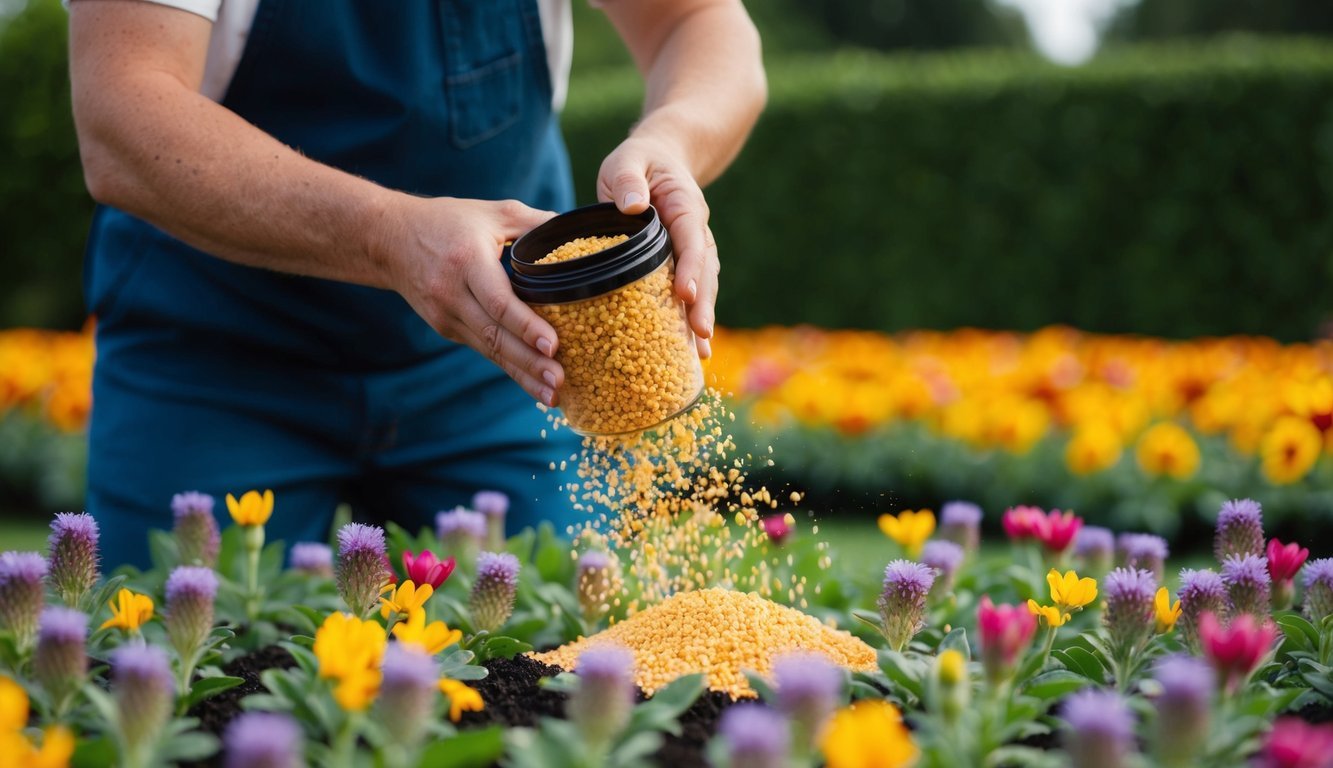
[135,0,223,22]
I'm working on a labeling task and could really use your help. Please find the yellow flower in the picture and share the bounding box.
[878,509,936,557]
[1135,422,1201,480]
[226,489,274,526]
[1260,416,1322,485]
[0,679,73,768]
[391,609,462,655]
[1065,421,1122,475]
[438,678,485,722]
[24,727,75,768]
[1,675,28,732]
[1155,587,1181,634]
[314,612,386,711]
[98,588,154,633]
[1046,569,1098,611]
[937,649,966,686]
[820,699,919,768]
[1027,600,1070,628]
[380,580,435,620]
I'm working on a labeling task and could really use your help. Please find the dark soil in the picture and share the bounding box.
[181,645,296,768]
[657,690,736,767]
[1297,702,1333,724]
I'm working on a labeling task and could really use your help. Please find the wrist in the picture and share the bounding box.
[362,188,415,291]
[627,109,696,175]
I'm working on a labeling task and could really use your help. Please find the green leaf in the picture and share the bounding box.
[743,670,776,702]
[1278,614,1320,652]
[1052,647,1106,684]
[418,726,506,768]
[71,736,117,768]
[160,731,220,762]
[148,529,180,572]
[185,676,245,707]
[938,627,970,660]
[478,635,533,661]
[1022,669,1089,701]
[643,673,705,718]
[438,649,487,681]
[877,650,927,701]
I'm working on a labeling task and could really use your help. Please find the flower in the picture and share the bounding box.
[33,607,88,709]
[1269,538,1310,610]
[1215,498,1265,562]
[1221,553,1272,619]
[1154,587,1181,633]
[473,490,509,551]
[223,712,304,768]
[0,551,47,652]
[575,550,621,625]
[438,678,484,722]
[921,540,965,595]
[469,552,520,633]
[718,703,790,768]
[977,596,1037,685]
[819,699,918,768]
[1151,655,1214,765]
[878,509,935,557]
[1002,505,1047,541]
[1036,510,1083,554]
[568,645,636,748]
[1256,717,1333,768]
[1065,421,1123,475]
[1046,568,1098,611]
[314,612,386,711]
[391,609,462,655]
[1260,416,1322,485]
[772,652,842,747]
[225,489,274,526]
[0,676,75,768]
[1304,558,1333,623]
[761,513,794,546]
[1136,422,1201,479]
[380,580,434,621]
[877,560,935,651]
[938,501,982,552]
[289,542,334,578]
[435,508,487,563]
[1074,525,1115,573]
[0,675,26,731]
[111,644,175,757]
[1026,601,1069,628]
[171,492,220,568]
[1117,532,1169,580]
[377,644,439,746]
[1199,611,1278,694]
[1062,689,1136,768]
[1177,568,1229,652]
[47,512,100,607]
[401,550,455,590]
[164,566,219,661]
[99,588,154,633]
[1103,567,1157,658]
[335,523,390,617]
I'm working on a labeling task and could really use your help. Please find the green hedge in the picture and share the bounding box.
[561,37,1333,341]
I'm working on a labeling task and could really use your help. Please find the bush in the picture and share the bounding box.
[562,37,1333,341]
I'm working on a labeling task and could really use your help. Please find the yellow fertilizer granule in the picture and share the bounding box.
[531,588,878,698]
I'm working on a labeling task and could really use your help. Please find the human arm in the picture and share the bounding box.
[595,0,767,357]
[68,0,564,404]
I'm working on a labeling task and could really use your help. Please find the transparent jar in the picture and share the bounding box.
[509,203,704,436]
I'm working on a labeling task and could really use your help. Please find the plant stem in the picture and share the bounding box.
[1036,625,1058,672]
[332,711,362,768]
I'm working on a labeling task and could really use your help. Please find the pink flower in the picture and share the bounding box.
[402,550,455,590]
[762,514,793,546]
[1002,505,1049,542]
[1036,510,1083,553]
[1268,539,1310,584]
[1257,717,1333,768]
[977,596,1038,685]
[1199,611,1279,694]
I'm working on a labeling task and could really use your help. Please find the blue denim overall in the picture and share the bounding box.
[84,0,581,566]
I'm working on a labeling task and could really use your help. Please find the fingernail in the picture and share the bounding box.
[536,337,553,357]
[699,338,712,359]
[542,370,557,388]
[687,279,698,301]
[623,192,644,208]
[541,387,555,406]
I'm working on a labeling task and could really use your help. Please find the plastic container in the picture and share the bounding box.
[509,203,703,436]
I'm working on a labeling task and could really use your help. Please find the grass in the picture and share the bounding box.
[0,513,49,552]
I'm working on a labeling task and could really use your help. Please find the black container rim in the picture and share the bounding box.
[508,202,672,304]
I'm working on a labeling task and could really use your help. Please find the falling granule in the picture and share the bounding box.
[531,588,877,697]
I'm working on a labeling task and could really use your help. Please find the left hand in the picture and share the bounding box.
[598,136,718,358]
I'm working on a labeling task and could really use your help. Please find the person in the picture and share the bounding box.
[67,0,766,566]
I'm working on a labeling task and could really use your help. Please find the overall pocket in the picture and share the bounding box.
[440,0,528,149]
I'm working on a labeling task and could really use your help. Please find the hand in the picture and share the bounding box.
[380,195,563,405]
[597,136,718,358]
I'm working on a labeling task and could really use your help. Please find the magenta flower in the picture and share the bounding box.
[223,712,304,768]
[336,523,390,617]
[1215,498,1265,562]
[377,644,440,746]
[1221,553,1272,620]
[977,596,1037,685]
[761,514,793,546]
[1002,505,1047,542]
[171,492,220,568]
[1256,718,1333,768]
[568,645,636,748]
[1199,612,1278,694]
[1268,539,1309,611]
[718,703,791,768]
[469,552,520,633]
[289,542,334,578]
[47,512,100,607]
[0,551,47,653]
[401,549,455,590]
[1036,510,1083,554]
[939,501,982,552]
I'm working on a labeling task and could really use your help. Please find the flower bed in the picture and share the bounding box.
[4,488,1333,767]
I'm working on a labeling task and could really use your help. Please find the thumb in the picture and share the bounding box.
[601,155,651,215]
[494,199,557,241]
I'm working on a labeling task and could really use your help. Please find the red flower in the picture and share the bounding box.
[1268,538,1310,584]
[402,549,456,590]
[1036,510,1083,553]
[1257,717,1333,768]
[977,596,1037,684]
[1002,505,1048,542]
[761,514,793,546]
[1199,611,1279,693]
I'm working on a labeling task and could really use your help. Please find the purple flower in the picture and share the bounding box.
[1075,525,1115,572]
[469,552,520,633]
[575,550,619,624]
[112,644,175,753]
[33,606,88,707]
[377,644,439,745]
[772,652,841,747]
[473,491,509,552]
[165,566,219,659]
[336,523,389,617]
[921,540,965,595]
[1117,533,1168,580]
[1303,558,1333,622]
[1178,568,1229,652]
[48,512,100,607]
[1221,554,1271,620]
[0,551,47,652]
[289,542,334,578]
[172,492,220,568]
[1103,567,1157,658]
[718,703,791,768]
[436,507,487,565]
[569,645,636,746]
[224,712,304,768]
[1152,655,1213,764]
[1062,689,1136,768]
[1215,498,1264,562]
[877,560,935,652]
[938,501,982,552]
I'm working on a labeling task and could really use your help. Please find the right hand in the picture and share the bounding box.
[380,195,563,406]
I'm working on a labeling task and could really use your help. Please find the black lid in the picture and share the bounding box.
[508,202,673,304]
